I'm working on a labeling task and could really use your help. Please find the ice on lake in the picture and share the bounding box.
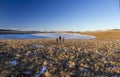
[0,33,95,39]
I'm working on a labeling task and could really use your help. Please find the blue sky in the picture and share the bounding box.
[0,0,120,31]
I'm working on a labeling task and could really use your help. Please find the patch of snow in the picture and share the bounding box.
[26,51,31,56]
[68,64,72,68]
[35,45,44,48]
[35,66,47,77]
[93,51,102,55]
[109,66,120,69]
[82,68,89,72]
[40,66,47,74]
[23,70,31,75]
[9,60,18,66]
[97,52,102,55]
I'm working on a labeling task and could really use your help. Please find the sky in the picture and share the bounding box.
[0,0,120,31]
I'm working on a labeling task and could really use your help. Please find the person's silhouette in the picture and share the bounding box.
[56,38,58,43]
[63,37,65,42]
[59,36,62,42]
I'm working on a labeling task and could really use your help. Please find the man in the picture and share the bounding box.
[59,36,62,42]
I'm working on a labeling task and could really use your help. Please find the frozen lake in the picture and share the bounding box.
[0,33,95,39]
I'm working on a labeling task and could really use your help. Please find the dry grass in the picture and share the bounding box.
[0,39,120,76]
[79,30,120,39]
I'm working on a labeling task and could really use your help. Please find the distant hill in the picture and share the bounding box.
[79,29,120,39]
[0,29,16,31]
[0,29,56,34]
[0,29,37,34]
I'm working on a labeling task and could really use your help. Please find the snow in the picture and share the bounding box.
[26,51,31,56]
[35,45,44,48]
[82,68,89,72]
[35,66,47,77]
[68,64,72,68]
[23,70,31,75]
[9,60,18,66]
[109,66,120,69]
[40,66,47,75]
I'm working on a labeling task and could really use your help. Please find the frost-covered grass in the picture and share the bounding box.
[0,39,120,76]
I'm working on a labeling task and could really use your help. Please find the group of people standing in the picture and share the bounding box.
[56,36,65,42]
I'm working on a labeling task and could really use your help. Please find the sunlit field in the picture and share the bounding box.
[0,38,120,77]
[80,30,120,39]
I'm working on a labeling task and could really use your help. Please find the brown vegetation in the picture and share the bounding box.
[0,39,120,76]
[79,29,120,39]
